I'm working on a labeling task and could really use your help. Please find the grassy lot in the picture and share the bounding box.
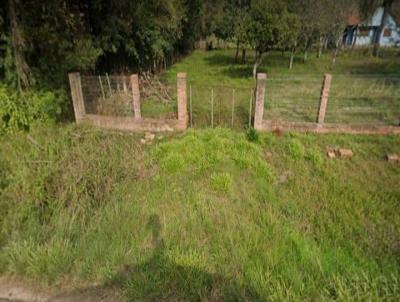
[147,48,400,127]
[1,125,400,300]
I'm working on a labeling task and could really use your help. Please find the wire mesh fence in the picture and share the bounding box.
[188,84,255,130]
[326,76,400,125]
[80,73,400,130]
[81,74,134,116]
[264,76,322,123]
[139,73,177,119]
[81,74,177,119]
[263,75,400,126]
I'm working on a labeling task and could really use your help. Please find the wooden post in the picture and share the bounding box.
[68,72,86,123]
[130,74,141,119]
[177,73,188,127]
[254,73,267,130]
[317,74,332,124]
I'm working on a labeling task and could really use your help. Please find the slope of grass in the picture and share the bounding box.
[1,125,399,300]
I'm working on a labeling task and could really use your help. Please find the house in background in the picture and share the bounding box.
[343,7,400,47]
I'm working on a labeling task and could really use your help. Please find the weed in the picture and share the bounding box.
[245,126,259,142]
[210,172,232,193]
[287,138,305,160]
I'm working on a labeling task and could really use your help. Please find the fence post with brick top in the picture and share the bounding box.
[254,73,267,130]
[317,74,332,124]
[130,74,141,119]
[177,72,188,128]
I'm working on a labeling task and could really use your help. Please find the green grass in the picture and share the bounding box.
[161,48,400,127]
[1,125,400,300]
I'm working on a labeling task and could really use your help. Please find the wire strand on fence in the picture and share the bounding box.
[105,73,112,96]
[231,88,235,128]
[248,89,253,128]
[98,75,105,100]
[190,84,193,128]
[211,88,214,128]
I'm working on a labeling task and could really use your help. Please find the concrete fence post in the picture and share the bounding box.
[254,73,267,130]
[130,74,141,119]
[177,72,188,127]
[317,74,332,124]
[68,72,86,123]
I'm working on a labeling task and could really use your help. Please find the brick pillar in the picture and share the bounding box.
[317,74,332,124]
[130,74,141,119]
[254,73,267,130]
[177,73,188,127]
[68,72,86,123]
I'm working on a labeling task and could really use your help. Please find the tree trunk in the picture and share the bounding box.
[253,51,263,79]
[303,40,310,62]
[303,49,308,62]
[372,0,392,57]
[317,36,323,58]
[331,37,341,68]
[351,26,358,50]
[241,48,246,64]
[9,0,31,90]
[289,41,297,69]
[235,41,240,63]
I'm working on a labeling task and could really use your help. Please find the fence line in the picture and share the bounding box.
[69,72,188,132]
[70,72,400,135]
[254,73,400,134]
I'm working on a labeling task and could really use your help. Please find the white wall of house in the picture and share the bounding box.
[355,7,400,46]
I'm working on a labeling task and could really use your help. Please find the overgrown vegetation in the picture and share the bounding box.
[0,126,399,300]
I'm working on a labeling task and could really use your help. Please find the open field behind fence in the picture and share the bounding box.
[264,75,400,126]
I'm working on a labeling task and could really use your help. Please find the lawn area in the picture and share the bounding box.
[148,49,400,127]
[1,125,400,300]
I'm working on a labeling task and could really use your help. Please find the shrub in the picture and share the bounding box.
[0,85,68,135]
[210,172,232,193]
[305,148,323,168]
[245,126,259,143]
[287,139,305,160]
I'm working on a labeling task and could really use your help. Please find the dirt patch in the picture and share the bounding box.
[0,277,121,302]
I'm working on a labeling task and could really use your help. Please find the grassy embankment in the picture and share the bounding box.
[142,49,400,127]
[1,125,399,300]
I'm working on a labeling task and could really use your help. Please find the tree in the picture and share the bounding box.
[8,0,31,91]
[0,0,200,88]
[373,0,394,56]
[324,0,348,67]
[245,0,298,78]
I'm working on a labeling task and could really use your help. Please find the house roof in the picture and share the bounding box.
[347,6,400,26]
[347,11,360,26]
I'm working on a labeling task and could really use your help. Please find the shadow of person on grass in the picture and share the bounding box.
[110,214,261,301]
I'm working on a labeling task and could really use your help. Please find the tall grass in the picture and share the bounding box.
[1,125,399,300]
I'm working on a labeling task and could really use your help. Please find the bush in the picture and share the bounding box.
[0,85,68,135]
[245,126,259,143]
[210,172,232,193]
[287,139,305,160]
